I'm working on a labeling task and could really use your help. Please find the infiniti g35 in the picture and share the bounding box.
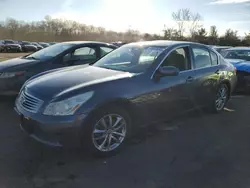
[14,41,237,156]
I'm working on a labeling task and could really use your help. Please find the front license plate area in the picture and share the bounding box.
[20,115,34,134]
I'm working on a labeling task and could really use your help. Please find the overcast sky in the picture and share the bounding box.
[0,0,250,35]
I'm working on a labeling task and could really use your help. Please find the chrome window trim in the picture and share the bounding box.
[191,64,220,71]
[150,45,191,79]
[210,50,219,66]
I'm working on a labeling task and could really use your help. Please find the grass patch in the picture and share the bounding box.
[0,57,9,62]
[0,53,29,62]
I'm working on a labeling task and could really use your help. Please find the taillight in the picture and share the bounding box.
[234,67,237,73]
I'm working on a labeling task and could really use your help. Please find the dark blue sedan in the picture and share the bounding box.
[15,40,237,156]
[0,41,117,95]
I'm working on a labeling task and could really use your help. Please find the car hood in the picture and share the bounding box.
[0,58,39,71]
[226,58,250,72]
[25,66,133,99]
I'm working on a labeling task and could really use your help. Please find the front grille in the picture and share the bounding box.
[17,90,43,113]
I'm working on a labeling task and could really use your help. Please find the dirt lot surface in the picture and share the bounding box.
[0,53,29,62]
[0,95,250,188]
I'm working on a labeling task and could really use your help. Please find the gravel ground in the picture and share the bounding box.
[0,53,29,62]
[0,95,250,188]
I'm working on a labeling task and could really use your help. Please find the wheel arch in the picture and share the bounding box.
[86,98,140,126]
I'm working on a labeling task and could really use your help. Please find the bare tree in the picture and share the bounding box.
[219,29,240,46]
[207,25,219,45]
[243,32,250,45]
[172,9,190,37]
[209,25,218,38]
[172,8,202,38]
[224,29,238,38]
[192,28,207,43]
[189,13,202,38]
[5,18,19,39]
[163,27,179,40]
[0,15,246,46]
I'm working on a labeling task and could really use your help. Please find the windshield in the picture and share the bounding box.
[93,45,166,73]
[25,43,74,60]
[223,50,250,61]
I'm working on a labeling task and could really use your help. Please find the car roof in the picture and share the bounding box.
[213,46,232,48]
[125,40,204,47]
[225,47,250,51]
[63,41,115,45]
[62,41,117,48]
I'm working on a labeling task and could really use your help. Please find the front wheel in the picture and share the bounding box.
[81,106,131,157]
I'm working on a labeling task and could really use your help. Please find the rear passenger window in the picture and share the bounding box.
[192,48,211,69]
[210,51,218,65]
[73,47,97,60]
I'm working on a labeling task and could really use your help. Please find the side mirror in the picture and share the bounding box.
[158,66,180,77]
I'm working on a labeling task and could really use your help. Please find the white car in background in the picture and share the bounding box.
[208,45,232,55]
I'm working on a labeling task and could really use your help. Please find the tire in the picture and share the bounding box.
[208,83,229,113]
[81,105,131,157]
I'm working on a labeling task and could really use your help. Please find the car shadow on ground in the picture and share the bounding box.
[1,93,247,188]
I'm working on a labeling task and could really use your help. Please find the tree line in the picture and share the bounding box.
[0,9,250,46]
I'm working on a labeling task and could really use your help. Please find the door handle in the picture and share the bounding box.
[215,69,220,74]
[186,76,194,83]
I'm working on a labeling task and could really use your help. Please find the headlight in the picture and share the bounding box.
[0,71,25,78]
[43,91,94,116]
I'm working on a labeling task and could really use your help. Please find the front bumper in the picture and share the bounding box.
[14,105,89,148]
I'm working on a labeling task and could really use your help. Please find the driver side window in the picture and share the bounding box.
[161,47,190,71]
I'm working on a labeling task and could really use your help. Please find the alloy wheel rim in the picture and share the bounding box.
[92,114,127,152]
[215,86,227,111]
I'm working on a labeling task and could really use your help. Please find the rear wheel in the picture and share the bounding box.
[81,106,131,157]
[210,83,229,113]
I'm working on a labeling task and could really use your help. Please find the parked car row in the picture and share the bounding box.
[0,39,57,53]
[0,40,235,157]
[209,45,232,54]
[208,45,250,92]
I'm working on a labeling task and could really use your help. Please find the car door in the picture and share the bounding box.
[150,46,197,120]
[191,45,221,107]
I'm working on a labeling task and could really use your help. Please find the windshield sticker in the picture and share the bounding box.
[143,47,165,55]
